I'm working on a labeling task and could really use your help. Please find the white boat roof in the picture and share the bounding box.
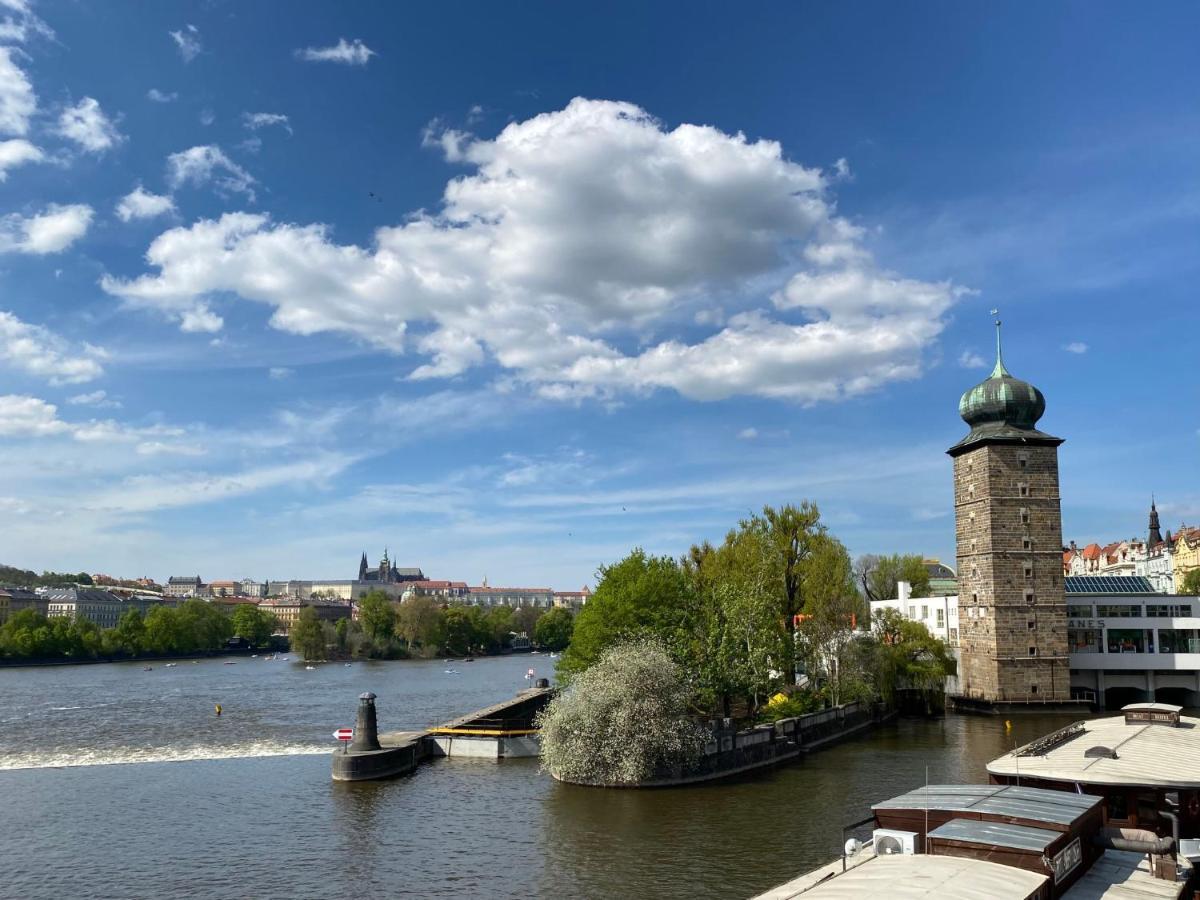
[1122,702,1183,713]
[758,854,1047,900]
[987,714,1200,788]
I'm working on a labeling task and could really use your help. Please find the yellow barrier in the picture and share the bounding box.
[427,727,540,737]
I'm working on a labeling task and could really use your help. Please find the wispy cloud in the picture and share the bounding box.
[958,349,986,369]
[242,112,291,134]
[169,24,201,63]
[115,185,175,222]
[0,311,105,384]
[295,38,375,65]
[1063,341,1088,354]
[147,88,177,103]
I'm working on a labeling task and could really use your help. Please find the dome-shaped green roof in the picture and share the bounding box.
[947,322,1062,457]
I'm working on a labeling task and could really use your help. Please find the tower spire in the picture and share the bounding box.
[990,310,1010,378]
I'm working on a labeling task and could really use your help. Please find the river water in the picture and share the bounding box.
[0,654,1082,899]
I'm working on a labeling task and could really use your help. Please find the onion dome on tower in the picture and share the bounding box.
[947,319,1062,457]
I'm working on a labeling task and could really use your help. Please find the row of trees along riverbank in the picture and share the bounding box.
[0,601,278,662]
[284,592,575,662]
[539,502,954,786]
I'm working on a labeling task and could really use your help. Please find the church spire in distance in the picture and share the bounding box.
[1149,496,1164,547]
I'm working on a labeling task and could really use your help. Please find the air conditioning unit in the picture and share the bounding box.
[873,829,919,855]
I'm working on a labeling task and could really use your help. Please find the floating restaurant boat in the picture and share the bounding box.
[753,705,1200,898]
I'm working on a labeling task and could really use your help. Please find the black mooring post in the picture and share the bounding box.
[351,691,382,752]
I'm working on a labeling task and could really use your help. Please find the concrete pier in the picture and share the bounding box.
[331,685,555,782]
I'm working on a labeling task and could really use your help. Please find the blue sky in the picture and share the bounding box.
[1,1,1197,588]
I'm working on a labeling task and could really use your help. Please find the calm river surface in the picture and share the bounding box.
[0,654,1081,899]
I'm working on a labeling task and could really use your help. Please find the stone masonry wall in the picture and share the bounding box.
[953,442,1069,702]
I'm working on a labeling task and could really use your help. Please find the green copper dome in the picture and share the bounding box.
[958,357,1046,431]
[947,322,1062,457]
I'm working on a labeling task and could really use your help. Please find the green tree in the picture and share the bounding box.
[533,607,573,650]
[687,529,784,715]
[1182,568,1200,595]
[291,605,326,660]
[485,605,515,652]
[854,554,931,604]
[559,549,693,680]
[231,604,276,647]
[512,605,543,637]
[795,535,871,706]
[866,607,955,709]
[143,606,183,654]
[76,572,94,586]
[110,607,146,656]
[538,639,706,785]
[358,590,397,642]
[441,607,485,656]
[335,617,349,652]
[396,596,443,654]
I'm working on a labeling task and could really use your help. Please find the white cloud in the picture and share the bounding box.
[169,24,201,63]
[0,46,36,136]
[295,37,375,65]
[268,366,294,380]
[102,98,966,403]
[135,440,204,457]
[67,389,121,409]
[166,144,255,201]
[147,88,177,103]
[242,112,291,134]
[958,349,986,369]
[737,427,758,440]
[0,203,93,254]
[0,137,42,180]
[55,97,124,152]
[0,310,105,384]
[0,394,70,436]
[0,0,52,42]
[1064,341,1088,354]
[198,107,214,126]
[115,185,175,222]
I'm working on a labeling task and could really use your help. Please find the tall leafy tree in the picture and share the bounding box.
[533,607,574,650]
[559,549,693,680]
[291,606,326,661]
[854,553,931,604]
[1182,568,1200,595]
[231,604,276,647]
[357,590,397,642]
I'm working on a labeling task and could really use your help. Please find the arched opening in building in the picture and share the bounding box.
[1104,685,1148,710]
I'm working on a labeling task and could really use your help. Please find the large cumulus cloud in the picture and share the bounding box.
[102,97,966,403]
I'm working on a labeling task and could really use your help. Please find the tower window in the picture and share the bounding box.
[1025,590,1036,605]
[1018,482,1030,498]
[1022,538,1032,551]
[1019,507,1030,525]
[1017,453,1029,470]
[1029,646,1038,656]
[971,593,978,603]
[1027,619,1036,629]
[1030,684,1039,694]
[1024,562,1034,579]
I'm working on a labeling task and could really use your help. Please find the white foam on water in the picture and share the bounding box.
[0,740,329,771]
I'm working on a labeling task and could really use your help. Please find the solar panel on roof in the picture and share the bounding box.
[1064,575,1157,595]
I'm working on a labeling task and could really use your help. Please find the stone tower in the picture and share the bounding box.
[947,322,1069,704]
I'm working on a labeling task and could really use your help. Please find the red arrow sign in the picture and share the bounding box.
[333,727,353,741]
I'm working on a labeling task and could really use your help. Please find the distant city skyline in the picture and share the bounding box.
[2,2,1198,588]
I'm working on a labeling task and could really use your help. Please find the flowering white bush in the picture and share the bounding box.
[538,639,706,785]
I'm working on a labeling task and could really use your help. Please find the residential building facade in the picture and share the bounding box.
[258,598,351,635]
[165,576,203,598]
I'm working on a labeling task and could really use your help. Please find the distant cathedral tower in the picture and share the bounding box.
[1149,499,1164,547]
[948,321,1069,705]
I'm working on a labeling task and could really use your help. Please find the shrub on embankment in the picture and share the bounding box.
[537,639,706,785]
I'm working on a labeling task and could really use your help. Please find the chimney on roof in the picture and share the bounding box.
[897,580,912,602]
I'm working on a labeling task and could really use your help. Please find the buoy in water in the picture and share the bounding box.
[1004,719,1012,732]
[215,704,222,717]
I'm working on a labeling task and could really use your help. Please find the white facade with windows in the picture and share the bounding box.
[874,576,1200,707]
